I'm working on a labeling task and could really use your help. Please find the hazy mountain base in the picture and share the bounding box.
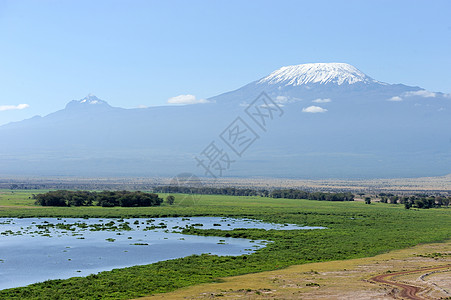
[1,64,450,179]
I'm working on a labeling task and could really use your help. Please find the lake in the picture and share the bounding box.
[0,217,324,290]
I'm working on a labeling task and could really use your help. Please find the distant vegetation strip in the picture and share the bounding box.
[153,186,451,208]
[153,186,355,201]
[33,190,163,207]
[33,188,451,209]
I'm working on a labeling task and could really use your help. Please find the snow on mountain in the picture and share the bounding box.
[79,94,101,104]
[65,94,111,110]
[77,94,108,105]
[258,63,383,86]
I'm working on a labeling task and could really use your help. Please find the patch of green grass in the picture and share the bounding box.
[0,190,49,207]
[0,190,450,299]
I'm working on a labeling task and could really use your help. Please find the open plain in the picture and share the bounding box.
[141,241,450,300]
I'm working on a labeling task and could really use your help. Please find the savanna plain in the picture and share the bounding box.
[0,188,450,299]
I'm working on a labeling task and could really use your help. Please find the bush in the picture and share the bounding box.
[34,190,163,207]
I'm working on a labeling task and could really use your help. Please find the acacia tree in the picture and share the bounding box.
[166,195,175,205]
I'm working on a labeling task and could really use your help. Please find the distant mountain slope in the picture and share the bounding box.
[1,63,450,178]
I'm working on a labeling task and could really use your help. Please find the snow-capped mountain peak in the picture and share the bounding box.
[78,94,105,105]
[65,94,111,110]
[258,63,382,86]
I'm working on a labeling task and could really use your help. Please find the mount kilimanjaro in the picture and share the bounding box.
[0,63,450,178]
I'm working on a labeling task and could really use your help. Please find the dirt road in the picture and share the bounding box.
[370,265,451,300]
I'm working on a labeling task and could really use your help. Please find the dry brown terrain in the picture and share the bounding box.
[138,241,450,300]
[2,174,450,194]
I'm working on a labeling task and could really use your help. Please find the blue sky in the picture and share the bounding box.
[1,0,450,125]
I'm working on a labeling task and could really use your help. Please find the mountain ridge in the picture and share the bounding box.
[0,63,449,178]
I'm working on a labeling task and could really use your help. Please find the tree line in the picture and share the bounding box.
[270,189,354,201]
[154,186,263,196]
[378,193,450,209]
[33,190,163,207]
[153,186,354,201]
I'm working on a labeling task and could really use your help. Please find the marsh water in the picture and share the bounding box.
[0,217,324,290]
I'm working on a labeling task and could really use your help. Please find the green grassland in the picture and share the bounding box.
[0,190,450,299]
[0,190,46,206]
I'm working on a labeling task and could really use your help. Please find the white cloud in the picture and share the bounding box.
[276,96,288,103]
[388,96,403,102]
[0,104,30,111]
[302,106,327,113]
[274,96,302,104]
[167,94,210,105]
[404,90,436,98]
[388,90,439,102]
[312,98,331,103]
[136,105,148,109]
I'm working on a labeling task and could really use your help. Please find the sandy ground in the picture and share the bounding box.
[137,241,450,300]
